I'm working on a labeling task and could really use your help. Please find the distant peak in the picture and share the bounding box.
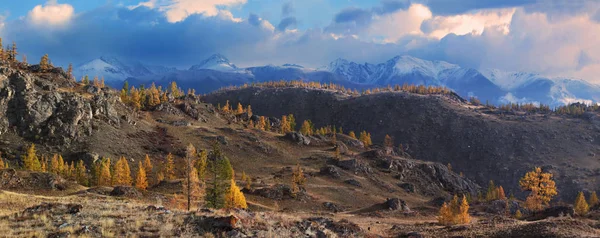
[190,53,238,71]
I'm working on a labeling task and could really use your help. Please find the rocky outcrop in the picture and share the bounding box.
[0,66,127,145]
[385,198,410,212]
[110,186,142,197]
[0,169,68,191]
[283,132,311,145]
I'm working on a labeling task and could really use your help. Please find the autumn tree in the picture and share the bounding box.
[165,153,176,180]
[519,167,557,208]
[524,188,543,211]
[438,202,453,225]
[130,87,141,110]
[258,116,266,130]
[112,157,132,186]
[143,154,153,182]
[589,191,599,207]
[222,100,231,113]
[438,195,470,225]
[67,63,73,80]
[195,149,208,184]
[384,134,394,148]
[514,209,522,219]
[236,102,244,114]
[359,131,372,147]
[40,54,50,71]
[348,131,357,139]
[224,172,248,209]
[98,158,112,186]
[497,186,506,200]
[300,120,313,136]
[22,144,42,172]
[486,180,497,201]
[135,161,148,190]
[280,115,291,134]
[184,143,197,211]
[574,191,589,215]
[75,160,88,186]
[170,81,180,98]
[288,114,296,131]
[49,154,60,175]
[246,105,252,117]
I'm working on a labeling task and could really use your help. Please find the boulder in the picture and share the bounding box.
[398,183,416,193]
[283,132,311,146]
[322,202,344,213]
[319,165,341,178]
[22,203,82,216]
[110,186,142,197]
[337,159,372,174]
[335,141,349,155]
[385,198,410,212]
[251,184,307,201]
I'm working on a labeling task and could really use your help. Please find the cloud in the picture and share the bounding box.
[277,17,297,31]
[131,0,247,23]
[421,8,515,39]
[282,2,295,17]
[27,0,74,26]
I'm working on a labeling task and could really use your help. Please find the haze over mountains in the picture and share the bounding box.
[75,54,600,106]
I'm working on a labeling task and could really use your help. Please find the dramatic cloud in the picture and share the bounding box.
[132,0,247,23]
[0,0,598,84]
[281,2,295,17]
[27,0,74,26]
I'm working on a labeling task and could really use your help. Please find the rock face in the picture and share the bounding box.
[0,169,68,190]
[486,199,521,215]
[0,66,126,145]
[385,198,410,212]
[320,165,341,178]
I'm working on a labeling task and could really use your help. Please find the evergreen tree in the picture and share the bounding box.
[574,191,589,215]
[165,153,176,180]
[135,161,148,190]
[75,160,88,186]
[205,141,233,209]
[10,42,17,62]
[225,173,248,209]
[195,150,208,183]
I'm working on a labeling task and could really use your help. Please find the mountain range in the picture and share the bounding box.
[74,54,600,106]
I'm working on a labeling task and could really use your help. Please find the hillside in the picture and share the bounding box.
[1,61,600,237]
[204,86,600,200]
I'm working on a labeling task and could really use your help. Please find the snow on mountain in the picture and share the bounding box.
[75,56,154,82]
[189,54,241,72]
[480,69,540,91]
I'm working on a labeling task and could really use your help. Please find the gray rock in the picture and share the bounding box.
[385,198,410,212]
[319,165,341,178]
[344,179,362,187]
[284,132,311,145]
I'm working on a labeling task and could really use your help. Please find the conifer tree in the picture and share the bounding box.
[113,157,132,186]
[205,141,233,209]
[575,191,589,215]
[68,162,75,180]
[22,144,42,172]
[143,154,153,182]
[280,115,291,134]
[98,158,112,186]
[58,155,66,177]
[458,195,471,224]
[40,54,50,71]
[185,143,197,211]
[40,155,47,172]
[75,160,88,186]
[10,42,17,62]
[165,153,175,180]
[135,161,148,190]
[514,209,522,219]
[589,191,599,207]
[236,102,244,114]
[359,131,370,147]
[67,63,73,80]
[222,100,231,113]
[258,116,266,130]
[0,153,4,170]
[288,114,296,131]
[384,134,393,148]
[22,55,27,64]
[0,38,3,61]
[300,120,313,136]
[486,180,497,201]
[292,164,306,186]
[225,173,248,209]
[348,131,357,139]
[170,82,180,98]
[519,167,557,207]
[438,202,453,225]
[130,88,141,110]
[524,188,543,211]
[497,186,506,200]
[246,105,252,117]
[195,150,208,183]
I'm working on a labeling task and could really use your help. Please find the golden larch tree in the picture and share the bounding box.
[348,131,357,139]
[246,105,252,117]
[236,102,244,114]
[98,158,112,186]
[384,134,393,148]
[589,191,599,207]
[438,202,453,225]
[458,195,471,224]
[22,143,42,172]
[75,160,88,186]
[497,186,506,200]
[300,120,312,136]
[224,175,248,209]
[143,154,153,176]
[165,153,176,180]
[519,167,557,207]
[135,161,148,190]
[574,191,589,215]
[40,54,50,71]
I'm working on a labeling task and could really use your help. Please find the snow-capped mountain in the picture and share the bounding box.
[189,54,241,72]
[75,56,163,82]
[74,54,600,106]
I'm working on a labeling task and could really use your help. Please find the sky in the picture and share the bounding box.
[0,0,599,84]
